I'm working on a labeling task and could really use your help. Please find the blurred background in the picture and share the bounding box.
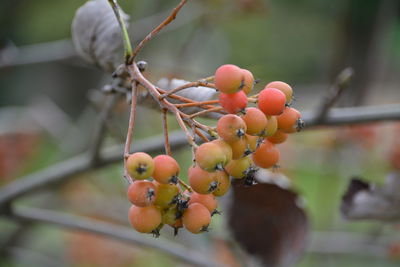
[1,0,400,266]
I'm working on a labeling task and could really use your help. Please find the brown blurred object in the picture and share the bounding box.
[235,0,268,13]
[387,242,400,261]
[65,230,137,267]
[228,179,308,267]
[333,124,378,149]
[213,238,241,267]
[0,132,39,181]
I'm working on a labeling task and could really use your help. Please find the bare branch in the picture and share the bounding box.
[8,206,224,267]
[0,131,187,207]
[131,0,189,60]
[89,94,119,166]
[314,67,354,123]
[303,104,400,127]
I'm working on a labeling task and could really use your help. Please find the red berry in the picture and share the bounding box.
[128,205,162,233]
[214,64,244,94]
[127,180,156,207]
[252,140,280,168]
[153,155,180,184]
[241,69,254,95]
[266,81,293,104]
[258,88,286,116]
[241,107,268,136]
[217,114,247,142]
[267,130,288,144]
[182,203,211,234]
[276,107,301,133]
[219,91,247,114]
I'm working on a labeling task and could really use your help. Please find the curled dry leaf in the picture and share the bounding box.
[228,170,308,267]
[72,0,129,72]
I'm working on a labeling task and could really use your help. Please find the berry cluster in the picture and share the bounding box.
[125,64,303,237]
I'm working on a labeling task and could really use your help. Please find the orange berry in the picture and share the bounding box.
[128,205,162,233]
[245,134,261,154]
[195,142,226,171]
[219,91,247,114]
[262,115,278,137]
[188,165,218,194]
[225,156,252,179]
[228,138,247,159]
[217,114,247,142]
[210,139,233,165]
[276,107,301,133]
[188,192,218,213]
[152,155,180,184]
[267,130,288,144]
[252,140,280,168]
[258,88,286,115]
[241,107,268,136]
[127,180,156,207]
[241,69,254,95]
[214,64,244,94]
[213,171,231,197]
[182,203,211,234]
[126,152,154,180]
[266,81,293,104]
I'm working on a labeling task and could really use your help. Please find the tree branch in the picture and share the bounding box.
[0,131,187,208]
[7,206,224,267]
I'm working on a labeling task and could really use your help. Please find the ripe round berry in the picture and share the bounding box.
[219,91,247,114]
[152,155,180,184]
[126,152,154,180]
[127,180,156,207]
[252,140,280,168]
[245,134,261,154]
[210,139,233,165]
[188,165,218,194]
[217,114,247,142]
[182,203,211,234]
[225,156,252,179]
[195,142,226,171]
[153,182,180,208]
[267,130,288,144]
[213,171,230,197]
[128,205,162,233]
[241,69,254,95]
[241,107,268,136]
[258,88,286,116]
[228,138,247,159]
[214,64,244,94]
[266,81,293,104]
[262,115,278,137]
[276,107,301,133]
[188,192,218,214]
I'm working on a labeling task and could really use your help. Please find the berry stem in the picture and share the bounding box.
[188,107,223,119]
[130,0,188,61]
[161,108,172,156]
[178,178,192,193]
[175,99,219,108]
[123,82,138,184]
[107,0,132,64]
